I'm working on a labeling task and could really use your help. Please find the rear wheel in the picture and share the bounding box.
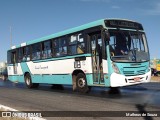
[25,73,39,88]
[76,73,89,93]
[2,75,7,81]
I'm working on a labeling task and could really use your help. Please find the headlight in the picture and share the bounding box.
[112,63,120,74]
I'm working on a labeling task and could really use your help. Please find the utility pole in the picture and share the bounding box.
[10,26,12,48]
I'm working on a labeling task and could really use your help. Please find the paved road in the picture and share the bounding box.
[0,79,160,120]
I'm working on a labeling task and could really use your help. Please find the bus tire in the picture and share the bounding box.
[76,73,89,93]
[2,75,7,81]
[24,73,39,88]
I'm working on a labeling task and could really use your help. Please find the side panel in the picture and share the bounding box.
[7,63,23,82]
[7,63,23,75]
[27,57,93,75]
[31,74,72,84]
[8,56,95,85]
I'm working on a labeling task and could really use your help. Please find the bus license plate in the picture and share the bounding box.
[134,77,140,82]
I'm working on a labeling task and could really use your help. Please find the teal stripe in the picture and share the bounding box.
[20,62,31,74]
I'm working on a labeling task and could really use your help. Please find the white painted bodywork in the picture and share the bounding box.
[8,57,109,76]
[110,69,151,87]
[27,58,92,75]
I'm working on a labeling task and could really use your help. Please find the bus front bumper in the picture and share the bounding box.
[110,70,151,87]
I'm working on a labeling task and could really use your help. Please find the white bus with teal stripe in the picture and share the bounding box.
[7,19,151,93]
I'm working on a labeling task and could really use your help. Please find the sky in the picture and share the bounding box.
[0,0,160,62]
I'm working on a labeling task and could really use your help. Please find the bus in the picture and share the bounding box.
[7,19,151,93]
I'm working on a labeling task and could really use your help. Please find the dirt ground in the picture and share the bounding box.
[151,76,160,82]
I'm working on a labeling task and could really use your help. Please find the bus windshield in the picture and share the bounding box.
[109,30,149,62]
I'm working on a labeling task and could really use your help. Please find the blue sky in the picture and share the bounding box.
[0,0,160,62]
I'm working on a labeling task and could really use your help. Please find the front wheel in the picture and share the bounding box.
[76,73,90,93]
[25,73,39,88]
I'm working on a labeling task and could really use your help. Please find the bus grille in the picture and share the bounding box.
[123,66,146,76]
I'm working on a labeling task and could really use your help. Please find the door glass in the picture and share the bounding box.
[90,34,104,84]
[12,52,17,74]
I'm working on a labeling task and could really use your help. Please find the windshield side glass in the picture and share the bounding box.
[109,30,149,62]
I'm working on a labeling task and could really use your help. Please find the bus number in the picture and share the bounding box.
[74,61,81,68]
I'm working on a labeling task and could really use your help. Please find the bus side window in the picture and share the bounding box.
[42,40,52,59]
[21,46,30,62]
[7,50,17,64]
[77,33,85,54]
[53,39,60,57]
[31,43,41,60]
[52,37,68,57]
[59,38,67,56]
[69,33,85,55]
[26,46,30,61]
[77,43,85,54]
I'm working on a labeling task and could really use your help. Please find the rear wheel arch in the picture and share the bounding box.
[72,70,84,91]
[24,72,39,88]
[24,72,30,78]
[72,70,90,93]
[72,69,85,76]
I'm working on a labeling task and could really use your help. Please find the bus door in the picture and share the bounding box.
[11,51,17,74]
[90,33,104,84]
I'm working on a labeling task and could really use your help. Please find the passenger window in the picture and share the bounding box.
[53,39,59,57]
[17,48,23,62]
[59,38,67,56]
[32,43,41,60]
[42,41,52,59]
[7,50,17,64]
[69,33,85,55]
[53,37,67,57]
[23,46,30,61]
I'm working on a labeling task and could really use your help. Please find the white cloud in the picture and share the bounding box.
[111,5,120,9]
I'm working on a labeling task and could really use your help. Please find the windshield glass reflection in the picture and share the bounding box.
[109,30,149,62]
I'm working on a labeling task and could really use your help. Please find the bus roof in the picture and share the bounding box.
[10,19,105,49]
[10,18,142,50]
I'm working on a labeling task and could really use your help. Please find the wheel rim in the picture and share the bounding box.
[77,78,86,88]
[26,76,31,85]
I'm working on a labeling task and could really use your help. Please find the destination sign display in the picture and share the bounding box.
[105,20,143,30]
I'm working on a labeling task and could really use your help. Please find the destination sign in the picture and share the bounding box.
[105,20,143,30]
